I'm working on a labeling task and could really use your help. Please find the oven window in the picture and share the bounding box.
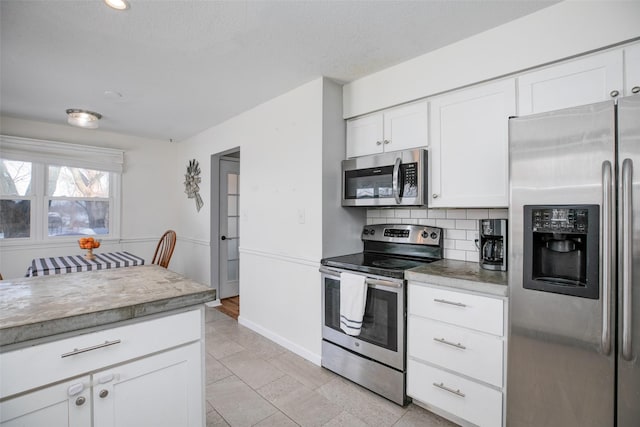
[324,277,398,352]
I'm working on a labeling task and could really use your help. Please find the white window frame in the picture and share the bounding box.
[0,135,123,244]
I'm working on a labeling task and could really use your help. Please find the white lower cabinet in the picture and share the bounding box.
[94,342,202,427]
[0,376,92,427]
[407,283,507,427]
[0,308,205,427]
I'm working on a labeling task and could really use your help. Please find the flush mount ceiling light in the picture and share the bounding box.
[104,0,129,10]
[66,109,102,129]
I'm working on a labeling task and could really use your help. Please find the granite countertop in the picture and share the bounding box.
[0,264,215,347]
[406,259,508,297]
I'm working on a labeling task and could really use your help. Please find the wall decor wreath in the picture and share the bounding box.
[184,159,204,212]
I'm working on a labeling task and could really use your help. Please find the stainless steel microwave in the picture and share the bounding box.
[341,149,428,207]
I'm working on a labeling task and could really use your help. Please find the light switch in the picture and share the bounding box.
[297,209,305,224]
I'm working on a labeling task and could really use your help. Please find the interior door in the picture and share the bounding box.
[219,158,240,299]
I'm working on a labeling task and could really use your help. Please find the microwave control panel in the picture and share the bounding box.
[401,163,418,197]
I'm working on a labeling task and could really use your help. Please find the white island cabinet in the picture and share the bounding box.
[0,308,205,427]
[0,265,215,427]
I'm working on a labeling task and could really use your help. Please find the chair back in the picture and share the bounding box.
[152,230,177,268]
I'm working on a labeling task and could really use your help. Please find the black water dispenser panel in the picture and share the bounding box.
[523,205,599,299]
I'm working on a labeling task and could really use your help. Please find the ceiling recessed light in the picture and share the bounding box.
[66,109,102,129]
[104,0,129,11]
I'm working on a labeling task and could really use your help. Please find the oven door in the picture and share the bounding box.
[320,266,405,371]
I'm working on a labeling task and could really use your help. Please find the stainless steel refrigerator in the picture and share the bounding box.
[507,96,640,426]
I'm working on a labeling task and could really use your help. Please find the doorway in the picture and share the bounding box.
[210,149,240,316]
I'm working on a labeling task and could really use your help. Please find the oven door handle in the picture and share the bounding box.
[319,267,403,289]
[365,278,402,289]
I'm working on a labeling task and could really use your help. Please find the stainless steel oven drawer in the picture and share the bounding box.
[321,340,408,406]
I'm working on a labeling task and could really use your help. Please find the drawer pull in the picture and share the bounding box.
[434,298,467,308]
[433,382,466,398]
[433,337,466,350]
[61,339,121,358]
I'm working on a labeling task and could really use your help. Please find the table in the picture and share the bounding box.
[26,251,145,277]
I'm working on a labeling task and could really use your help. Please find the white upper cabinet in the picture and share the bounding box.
[346,114,384,157]
[518,49,623,115]
[624,43,640,97]
[346,101,428,158]
[429,78,516,208]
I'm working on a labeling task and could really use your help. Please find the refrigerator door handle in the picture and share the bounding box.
[602,160,613,356]
[622,158,633,361]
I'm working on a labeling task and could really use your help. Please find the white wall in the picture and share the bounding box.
[0,116,178,279]
[343,1,640,118]
[178,78,360,362]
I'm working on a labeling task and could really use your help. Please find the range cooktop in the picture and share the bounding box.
[321,252,439,279]
[321,224,444,279]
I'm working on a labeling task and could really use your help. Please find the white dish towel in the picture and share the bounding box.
[339,272,368,336]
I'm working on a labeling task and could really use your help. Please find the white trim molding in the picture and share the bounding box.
[239,247,320,268]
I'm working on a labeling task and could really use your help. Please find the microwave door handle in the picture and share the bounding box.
[393,157,402,204]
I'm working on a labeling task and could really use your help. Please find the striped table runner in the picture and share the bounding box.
[27,251,145,277]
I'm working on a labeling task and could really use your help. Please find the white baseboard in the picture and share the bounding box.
[205,299,221,307]
[238,315,321,366]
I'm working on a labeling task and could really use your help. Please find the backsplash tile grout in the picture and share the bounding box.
[367,208,508,263]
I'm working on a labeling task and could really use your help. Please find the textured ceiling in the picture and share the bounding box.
[0,0,558,142]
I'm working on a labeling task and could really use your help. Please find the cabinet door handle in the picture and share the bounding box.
[99,389,109,399]
[383,139,390,145]
[432,194,439,199]
[610,90,620,98]
[376,140,382,145]
[75,396,86,406]
[433,382,465,398]
[433,337,467,350]
[632,86,640,94]
[433,298,467,308]
[61,339,121,358]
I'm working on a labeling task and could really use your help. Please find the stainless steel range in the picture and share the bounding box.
[320,224,443,406]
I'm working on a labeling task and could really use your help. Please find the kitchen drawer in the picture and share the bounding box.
[408,316,503,387]
[408,283,504,336]
[407,359,502,427]
[1,308,202,399]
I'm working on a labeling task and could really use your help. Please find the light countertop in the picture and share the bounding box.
[406,259,508,297]
[0,265,215,347]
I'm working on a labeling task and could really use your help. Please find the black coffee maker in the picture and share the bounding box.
[479,219,507,271]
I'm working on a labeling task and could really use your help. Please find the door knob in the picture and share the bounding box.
[221,235,227,241]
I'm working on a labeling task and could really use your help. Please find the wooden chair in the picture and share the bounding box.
[151,230,176,268]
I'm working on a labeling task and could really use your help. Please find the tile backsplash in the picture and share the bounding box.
[367,208,508,263]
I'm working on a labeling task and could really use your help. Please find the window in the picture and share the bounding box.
[0,136,123,242]
[0,160,32,238]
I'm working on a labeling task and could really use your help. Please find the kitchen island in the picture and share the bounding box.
[0,265,215,426]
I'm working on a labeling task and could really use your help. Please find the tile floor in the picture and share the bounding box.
[204,307,458,427]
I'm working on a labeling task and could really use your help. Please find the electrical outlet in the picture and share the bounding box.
[297,209,306,224]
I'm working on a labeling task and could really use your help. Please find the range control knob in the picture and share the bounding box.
[430,232,438,239]
[363,229,369,235]
[370,229,375,236]
[421,230,429,239]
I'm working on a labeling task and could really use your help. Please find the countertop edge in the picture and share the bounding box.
[406,270,508,297]
[0,289,215,348]
[405,259,509,297]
